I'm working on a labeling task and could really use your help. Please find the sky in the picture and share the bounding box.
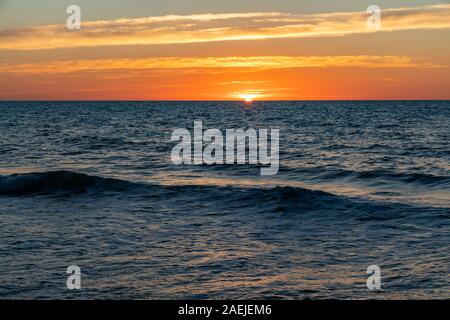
[0,0,449,100]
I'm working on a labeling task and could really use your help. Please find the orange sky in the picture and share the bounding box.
[0,2,449,100]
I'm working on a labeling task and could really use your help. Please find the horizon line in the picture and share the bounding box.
[1,99,449,102]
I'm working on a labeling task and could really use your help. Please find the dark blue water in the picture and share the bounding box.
[0,101,449,299]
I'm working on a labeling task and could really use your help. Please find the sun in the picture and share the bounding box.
[239,94,258,103]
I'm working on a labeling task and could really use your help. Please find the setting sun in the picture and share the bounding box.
[239,94,258,102]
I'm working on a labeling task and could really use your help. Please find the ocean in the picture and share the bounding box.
[0,100,448,299]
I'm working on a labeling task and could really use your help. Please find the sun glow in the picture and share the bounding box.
[239,94,258,102]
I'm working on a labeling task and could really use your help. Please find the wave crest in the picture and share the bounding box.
[0,171,131,195]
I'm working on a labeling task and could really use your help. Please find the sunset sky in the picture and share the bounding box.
[0,0,449,100]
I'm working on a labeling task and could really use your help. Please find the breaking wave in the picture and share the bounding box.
[0,171,133,195]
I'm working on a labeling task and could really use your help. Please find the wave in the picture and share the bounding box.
[1,170,443,219]
[351,170,450,186]
[0,170,340,205]
[0,171,134,195]
[281,167,450,187]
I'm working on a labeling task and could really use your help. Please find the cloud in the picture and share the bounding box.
[0,4,449,50]
[0,55,441,75]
